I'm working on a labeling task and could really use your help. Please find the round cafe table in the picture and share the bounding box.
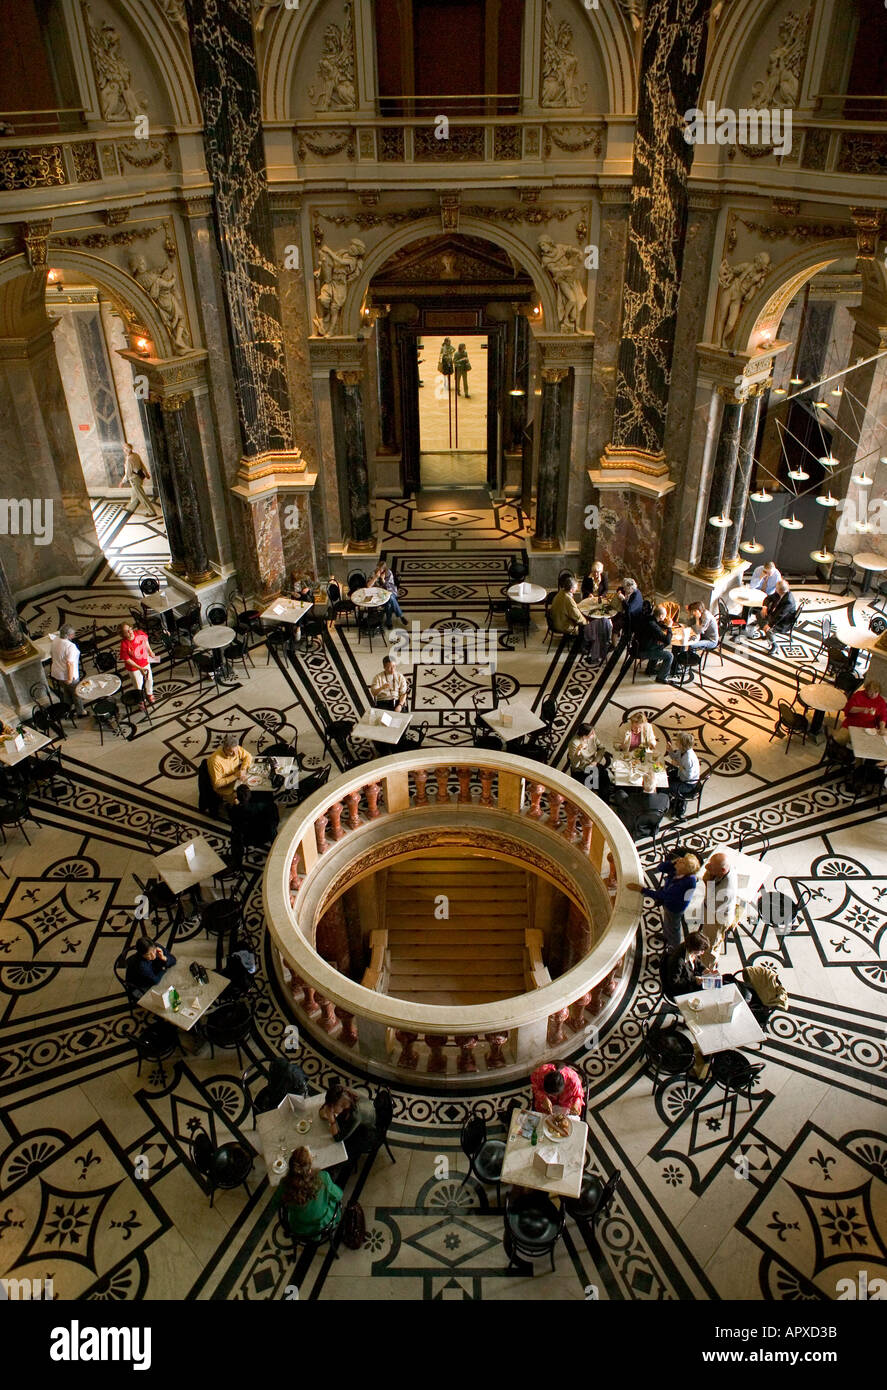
[350,587,390,609]
[193,624,237,687]
[730,586,767,625]
[507,582,547,605]
[798,681,846,738]
[75,673,122,704]
[852,552,887,593]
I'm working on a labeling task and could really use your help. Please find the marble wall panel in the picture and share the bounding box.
[51,308,103,488]
[595,488,661,597]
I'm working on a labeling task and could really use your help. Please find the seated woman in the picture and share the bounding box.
[581,560,608,600]
[125,936,177,1000]
[271,1147,343,1241]
[319,1079,376,1154]
[665,731,700,816]
[618,710,657,753]
[530,1062,585,1116]
[228,783,279,866]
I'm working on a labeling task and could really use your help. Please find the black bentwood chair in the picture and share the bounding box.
[458,1114,505,1203]
[504,1190,565,1273]
[189,1124,254,1207]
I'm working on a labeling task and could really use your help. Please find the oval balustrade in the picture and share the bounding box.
[263,750,643,1085]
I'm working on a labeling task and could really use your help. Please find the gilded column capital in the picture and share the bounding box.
[159,393,191,412]
[336,369,363,386]
[541,367,569,385]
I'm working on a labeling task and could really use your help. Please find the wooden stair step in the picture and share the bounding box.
[388,973,526,992]
[388,956,524,976]
[386,940,526,957]
[390,991,519,1005]
[386,911,529,928]
[386,884,527,900]
[387,928,527,946]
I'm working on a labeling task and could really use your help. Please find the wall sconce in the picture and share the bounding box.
[532,305,540,316]
[47,269,59,283]
[135,336,150,354]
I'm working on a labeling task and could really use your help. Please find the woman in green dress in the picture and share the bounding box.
[272,1146,342,1240]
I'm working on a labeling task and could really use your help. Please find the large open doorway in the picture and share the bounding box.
[418,332,489,487]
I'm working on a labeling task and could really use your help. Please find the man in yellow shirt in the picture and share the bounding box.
[206,734,253,805]
[550,574,587,637]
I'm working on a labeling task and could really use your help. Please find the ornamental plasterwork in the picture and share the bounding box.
[308,3,356,112]
[748,8,811,110]
[541,1,587,108]
[84,3,147,122]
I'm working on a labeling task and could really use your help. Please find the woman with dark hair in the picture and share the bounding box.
[661,930,710,998]
[272,1147,342,1240]
[320,1079,377,1154]
[529,1061,585,1115]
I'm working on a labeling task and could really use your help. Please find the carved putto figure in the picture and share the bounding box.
[750,9,811,109]
[715,253,772,346]
[129,254,192,354]
[541,1,587,108]
[158,0,188,32]
[538,236,587,333]
[85,4,145,121]
[308,4,356,111]
[617,0,643,31]
[312,238,365,336]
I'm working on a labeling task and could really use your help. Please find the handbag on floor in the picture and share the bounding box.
[341,1199,366,1250]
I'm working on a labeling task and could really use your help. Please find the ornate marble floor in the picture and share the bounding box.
[0,501,884,1302]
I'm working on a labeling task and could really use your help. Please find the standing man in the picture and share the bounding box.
[123,442,159,518]
[50,625,85,717]
[453,343,471,397]
[370,655,408,712]
[697,851,739,970]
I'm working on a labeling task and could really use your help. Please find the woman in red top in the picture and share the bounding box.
[530,1062,585,1115]
[118,623,159,702]
[834,679,887,745]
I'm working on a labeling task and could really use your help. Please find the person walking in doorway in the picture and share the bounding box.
[454,343,471,397]
[123,442,159,518]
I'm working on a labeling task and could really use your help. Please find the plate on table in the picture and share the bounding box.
[296,1118,311,1135]
[246,774,262,786]
[543,1116,571,1142]
[272,1157,288,1174]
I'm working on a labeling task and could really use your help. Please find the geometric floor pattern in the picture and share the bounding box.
[1,499,884,1299]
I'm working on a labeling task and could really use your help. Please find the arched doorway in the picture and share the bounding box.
[366,233,537,497]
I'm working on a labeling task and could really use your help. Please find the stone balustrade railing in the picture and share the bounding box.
[264,750,643,1085]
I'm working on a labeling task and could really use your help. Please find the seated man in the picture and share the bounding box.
[686,601,718,652]
[370,655,408,711]
[661,931,710,999]
[206,734,253,806]
[611,576,643,641]
[530,1061,585,1116]
[747,559,781,596]
[833,678,887,746]
[549,573,587,641]
[125,936,177,1000]
[611,783,671,840]
[758,579,797,650]
[637,602,674,683]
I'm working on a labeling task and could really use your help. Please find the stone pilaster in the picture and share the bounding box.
[336,370,375,550]
[160,395,215,585]
[374,311,398,454]
[0,556,28,660]
[532,367,569,550]
[725,386,766,567]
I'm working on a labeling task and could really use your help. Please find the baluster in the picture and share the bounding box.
[414,769,428,805]
[479,769,494,807]
[484,1032,508,1068]
[568,991,593,1033]
[316,994,340,1034]
[365,781,382,818]
[588,982,605,1016]
[394,1029,420,1069]
[435,765,450,803]
[337,1008,358,1047]
[564,801,579,841]
[302,985,321,1018]
[455,1034,478,1073]
[424,1034,448,1073]
[528,782,544,819]
[314,812,329,853]
[604,853,618,894]
[547,791,563,828]
[343,790,360,829]
[603,955,624,996]
[286,971,306,1004]
[547,1007,569,1046]
[328,800,345,840]
[579,814,593,854]
[457,767,471,803]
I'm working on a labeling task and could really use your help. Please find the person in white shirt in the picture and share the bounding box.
[370,656,408,711]
[49,625,85,716]
[686,602,718,652]
[698,851,739,969]
[123,443,159,518]
[748,560,781,596]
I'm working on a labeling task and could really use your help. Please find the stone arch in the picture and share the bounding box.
[733,238,885,352]
[700,0,795,114]
[0,250,175,359]
[261,0,337,121]
[338,217,560,337]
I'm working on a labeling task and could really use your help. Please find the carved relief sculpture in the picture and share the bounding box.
[749,9,811,110]
[312,237,365,336]
[84,4,146,121]
[538,236,587,332]
[715,252,772,346]
[308,4,357,111]
[541,1,587,108]
[253,0,284,30]
[618,0,643,30]
[129,253,192,353]
[158,0,188,31]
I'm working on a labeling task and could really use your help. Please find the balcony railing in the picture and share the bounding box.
[291,114,607,167]
[263,750,642,1085]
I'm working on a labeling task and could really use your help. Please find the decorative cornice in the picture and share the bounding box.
[596,445,670,479]
[231,451,318,502]
[20,220,53,269]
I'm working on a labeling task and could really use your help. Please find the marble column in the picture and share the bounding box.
[606,0,711,466]
[336,370,375,549]
[141,399,188,576]
[695,391,744,580]
[534,368,569,549]
[185,0,312,589]
[724,386,765,567]
[159,395,215,585]
[0,556,28,660]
